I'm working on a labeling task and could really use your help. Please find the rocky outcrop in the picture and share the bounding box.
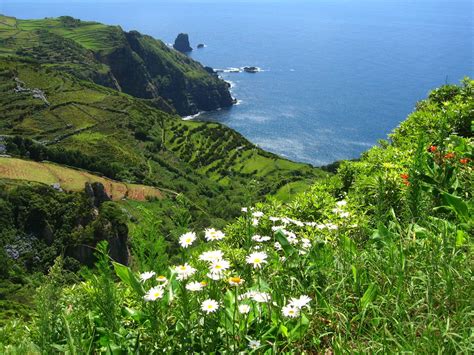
[173,33,192,53]
[243,66,259,73]
[67,182,129,266]
[85,182,111,207]
[197,43,205,49]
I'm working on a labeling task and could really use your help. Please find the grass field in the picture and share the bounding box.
[0,157,162,201]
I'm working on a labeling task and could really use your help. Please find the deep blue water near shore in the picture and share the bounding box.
[2,0,472,165]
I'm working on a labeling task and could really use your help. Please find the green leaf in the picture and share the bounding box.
[279,324,289,338]
[360,283,378,310]
[112,262,145,297]
[442,192,470,222]
[289,314,309,340]
[123,307,145,322]
[456,230,468,247]
[342,235,356,255]
[275,230,295,256]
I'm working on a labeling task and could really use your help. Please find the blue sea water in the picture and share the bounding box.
[1,0,472,165]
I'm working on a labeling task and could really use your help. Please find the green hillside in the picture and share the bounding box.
[1,79,471,353]
[0,14,234,115]
[0,58,325,224]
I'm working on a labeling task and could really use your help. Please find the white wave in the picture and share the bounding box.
[226,80,236,88]
[182,112,203,121]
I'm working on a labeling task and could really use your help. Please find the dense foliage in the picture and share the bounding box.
[0,182,129,324]
[1,79,471,353]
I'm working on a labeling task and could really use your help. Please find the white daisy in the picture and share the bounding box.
[174,263,196,281]
[228,276,245,286]
[201,299,219,314]
[207,272,225,281]
[301,238,311,249]
[209,259,230,274]
[179,232,196,248]
[241,207,248,213]
[269,216,280,222]
[143,286,164,301]
[199,250,224,262]
[336,200,347,207]
[186,281,205,292]
[340,212,350,218]
[252,211,264,218]
[248,339,261,350]
[156,275,168,284]
[252,218,259,226]
[253,292,271,303]
[274,241,282,251]
[282,304,300,318]
[287,234,298,245]
[292,220,305,227]
[139,271,156,282]
[238,304,251,314]
[239,290,270,302]
[246,252,268,268]
[289,295,312,309]
[204,228,225,241]
[253,235,271,242]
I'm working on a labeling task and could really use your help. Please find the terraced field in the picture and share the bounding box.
[0,157,162,201]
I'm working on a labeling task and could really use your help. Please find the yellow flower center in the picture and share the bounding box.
[254,258,261,263]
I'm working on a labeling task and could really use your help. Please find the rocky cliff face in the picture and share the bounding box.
[96,30,234,115]
[173,33,193,53]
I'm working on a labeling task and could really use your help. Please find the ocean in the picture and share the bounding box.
[2,0,472,165]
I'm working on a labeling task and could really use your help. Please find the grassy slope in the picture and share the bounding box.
[0,157,163,201]
[0,58,326,223]
[1,81,468,353]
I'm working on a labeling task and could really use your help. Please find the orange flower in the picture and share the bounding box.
[428,145,437,153]
[444,152,455,159]
[402,180,410,186]
[400,173,409,180]
[459,158,469,165]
